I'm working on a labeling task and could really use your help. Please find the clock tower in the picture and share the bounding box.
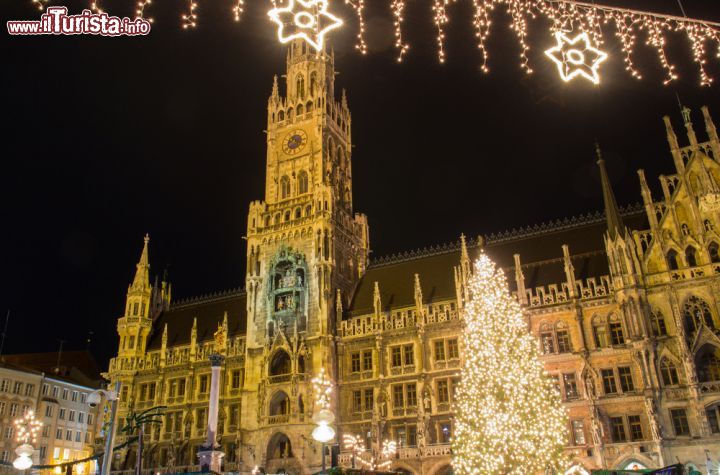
[242,40,369,473]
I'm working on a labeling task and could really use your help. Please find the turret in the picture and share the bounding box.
[513,254,527,305]
[681,106,698,148]
[117,235,155,357]
[664,115,685,173]
[702,106,720,159]
[596,143,625,241]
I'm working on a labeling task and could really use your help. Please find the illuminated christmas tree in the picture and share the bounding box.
[452,253,568,475]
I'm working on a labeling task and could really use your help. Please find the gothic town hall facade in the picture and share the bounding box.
[105,41,720,474]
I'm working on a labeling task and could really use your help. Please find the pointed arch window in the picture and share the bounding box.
[660,359,680,386]
[650,310,668,337]
[705,219,714,232]
[697,346,720,382]
[608,314,625,345]
[278,110,285,121]
[269,351,291,376]
[685,246,698,267]
[666,249,679,270]
[683,296,715,338]
[298,171,309,194]
[709,242,720,263]
[296,74,305,100]
[296,104,304,116]
[310,71,317,95]
[280,176,291,199]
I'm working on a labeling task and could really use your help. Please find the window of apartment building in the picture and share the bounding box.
[650,311,668,337]
[707,405,720,433]
[438,421,452,444]
[84,433,90,444]
[42,384,49,396]
[66,429,72,441]
[56,428,62,440]
[13,382,22,394]
[62,388,68,400]
[80,393,86,404]
[52,386,59,397]
[392,383,417,408]
[229,405,240,427]
[609,319,626,345]
[549,375,561,396]
[22,405,29,416]
[196,408,207,429]
[25,384,34,397]
[0,402,5,416]
[62,449,70,460]
[9,403,18,417]
[434,340,446,361]
[42,426,50,438]
[563,373,579,400]
[59,408,66,420]
[3,427,12,439]
[1,451,8,462]
[362,350,372,371]
[53,447,61,460]
[199,375,209,394]
[39,446,47,460]
[618,367,635,392]
[69,410,76,422]
[394,424,417,447]
[601,369,617,395]
[571,420,586,445]
[169,379,186,398]
[363,389,373,411]
[437,380,450,404]
[351,353,361,373]
[628,415,644,441]
[670,408,690,436]
[0,380,8,393]
[610,417,627,442]
[540,322,572,354]
[352,390,362,413]
[71,391,78,402]
[231,370,242,389]
[75,431,81,442]
[120,386,128,403]
[660,360,680,386]
[87,414,93,426]
[390,344,414,368]
[45,405,53,418]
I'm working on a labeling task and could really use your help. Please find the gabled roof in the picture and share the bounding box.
[1,350,103,388]
[146,290,247,350]
[346,207,647,316]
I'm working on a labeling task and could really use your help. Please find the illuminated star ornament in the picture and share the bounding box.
[545,32,608,84]
[268,0,342,52]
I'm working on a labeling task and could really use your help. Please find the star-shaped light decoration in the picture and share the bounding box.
[268,0,342,52]
[544,32,608,84]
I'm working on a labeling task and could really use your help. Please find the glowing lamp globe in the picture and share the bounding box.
[312,408,335,425]
[312,423,335,443]
[13,443,34,470]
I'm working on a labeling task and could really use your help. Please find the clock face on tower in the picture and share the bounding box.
[282,129,308,155]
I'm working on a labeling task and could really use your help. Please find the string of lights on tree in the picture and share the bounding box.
[452,253,568,474]
[28,0,719,85]
[342,434,397,470]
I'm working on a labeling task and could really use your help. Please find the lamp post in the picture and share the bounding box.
[88,381,120,475]
[311,369,335,474]
[13,410,42,471]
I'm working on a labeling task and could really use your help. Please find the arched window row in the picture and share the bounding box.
[271,99,324,124]
[666,242,720,270]
[278,172,311,201]
[261,206,315,229]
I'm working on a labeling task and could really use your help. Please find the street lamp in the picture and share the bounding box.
[88,382,120,475]
[13,410,42,471]
[311,369,335,473]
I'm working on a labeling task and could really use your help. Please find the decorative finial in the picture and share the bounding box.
[144,233,150,244]
[682,106,692,125]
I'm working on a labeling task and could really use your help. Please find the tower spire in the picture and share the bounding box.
[596,143,624,240]
[131,234,151,290]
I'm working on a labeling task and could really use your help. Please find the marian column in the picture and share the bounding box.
[198,325,227,472]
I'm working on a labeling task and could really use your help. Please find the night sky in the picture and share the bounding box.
[2,0,719,365]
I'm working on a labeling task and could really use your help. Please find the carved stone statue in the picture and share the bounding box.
[214,322,227,354]
[378,388,388,419]
[644,397,663,441]
[589,405,604,447]
[584,372,596,400]
[422,387,432,412]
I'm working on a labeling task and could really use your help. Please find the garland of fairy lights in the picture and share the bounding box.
[27,0,720,85]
